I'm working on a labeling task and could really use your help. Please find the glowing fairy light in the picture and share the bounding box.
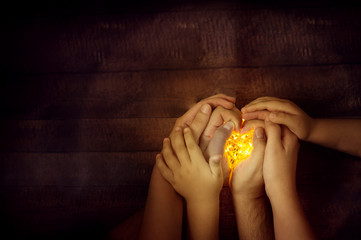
[225,129,254,172]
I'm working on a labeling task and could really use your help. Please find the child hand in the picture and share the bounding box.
[263,120,300,200]
[156,127,223,204]
[241,96,315,141]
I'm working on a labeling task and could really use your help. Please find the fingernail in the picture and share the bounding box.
[175,127,181,132]
[209,154,222,164]
[223,121,234,131]
[241,107,247,113]
[163,138,169,143]
[240,126,248,134]
[201,104,211,114]
[269,112,276,119]
[255,128,265,139]
[184,127,190,133]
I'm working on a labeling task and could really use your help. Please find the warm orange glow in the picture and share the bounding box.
[225,129,254,172]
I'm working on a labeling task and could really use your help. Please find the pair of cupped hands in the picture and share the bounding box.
[156,94,300,204]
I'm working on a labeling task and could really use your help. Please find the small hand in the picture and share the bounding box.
[241,96,314,141]
[263,119,300,200]
[156,127,223,204]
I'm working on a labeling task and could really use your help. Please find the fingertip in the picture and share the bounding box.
[163,137,170,143]
[184,127,190,134]
[240,126,249,134]
[223,121,234,131]
[269,112,276,120]
[235,123,241,132]
[201,103,211,114]
[155,154,163,167]
[209,154,222,164]
[254,127,265,139]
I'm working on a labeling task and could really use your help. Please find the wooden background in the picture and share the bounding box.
[1,0,361,239]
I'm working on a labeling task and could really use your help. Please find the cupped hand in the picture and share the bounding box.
[200,106,242,185]
[263,119,300,200]
[241,96,314,141]
[230,125,267,200]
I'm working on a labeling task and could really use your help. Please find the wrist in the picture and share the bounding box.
[232,190,265,202]
[267,184,298,204]
[186,196,220,209]
[233,193,267,209]
[305,117,318,142]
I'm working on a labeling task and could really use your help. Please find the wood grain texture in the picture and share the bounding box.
[1,144,360,239]
[0,119,175,152]
[3,7,361,74]
[0,185,148,239]
[1,65,361,120]
[1,1,361,239]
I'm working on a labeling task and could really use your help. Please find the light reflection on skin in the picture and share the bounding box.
[225,129,254,172]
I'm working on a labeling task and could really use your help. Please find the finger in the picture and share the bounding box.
[242,110,270,121]
[170,127,191,165]
[207,93,236,104]
[162,138,181,170]
[173,95,235,130]
[280,125,300,152]
[209,154,223,177]
[202,94,235,110]
[264,120,283,151]
[200,107,241,151]
[249,127,267,167]
[242,99,299,115]
[244,96,283,107]
[184,127,206,164]
[269,111,299,134]
[240,119,265,134]
[189,104,211,143]
[156,153,174,184]
[242,96,287,110]
[207,121,234,158]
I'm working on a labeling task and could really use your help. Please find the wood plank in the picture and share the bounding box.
[0,185,148,239]
[3,7,361,73]
[1,171,360,239]
[1,144,360,186]
[0,145,360,239]
[0,152,156,186]
[1,65,361,120]
[0,118,175,152]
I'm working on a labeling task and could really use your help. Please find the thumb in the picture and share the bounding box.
[249,127,266,166]
[207,121,234,157]
[209,154,223,177]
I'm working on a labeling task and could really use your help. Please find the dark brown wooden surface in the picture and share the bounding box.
[1,1,361,239]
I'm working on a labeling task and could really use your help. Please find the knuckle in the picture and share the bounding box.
[186,141,197,151]
[174,138,184,149]
[214,106,225,112]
